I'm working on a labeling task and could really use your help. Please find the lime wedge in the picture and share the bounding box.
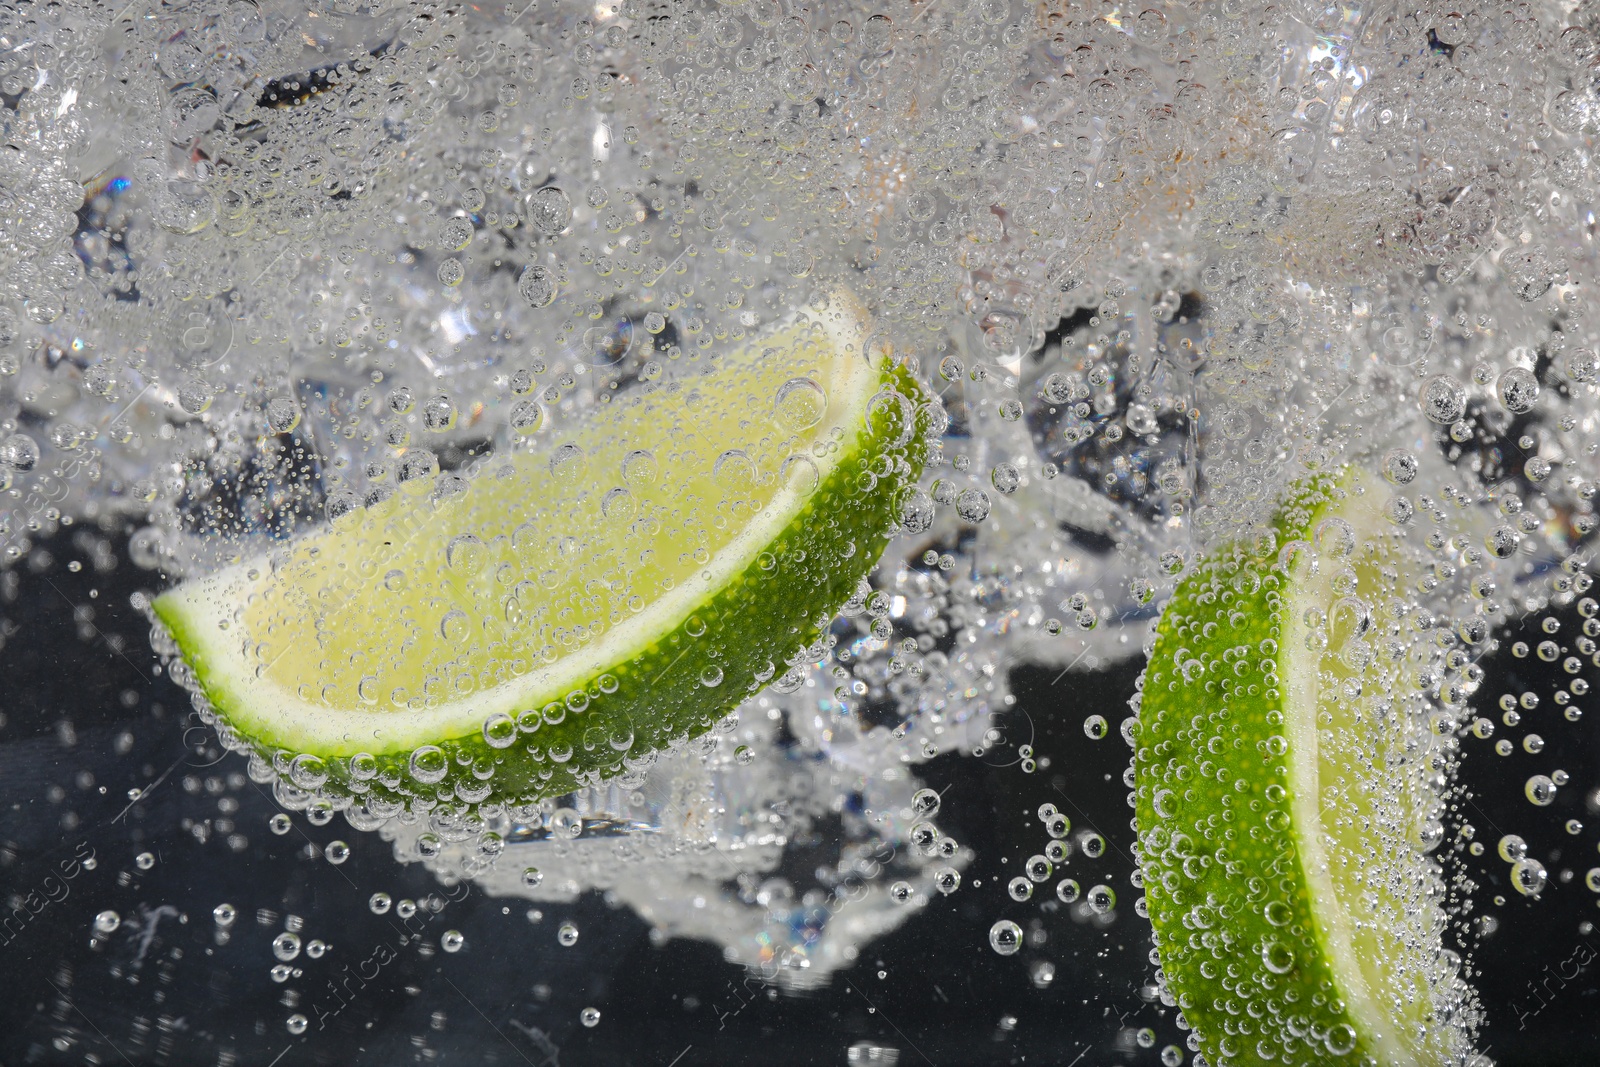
[154,291,931,810]
[1134,468,1477,1065]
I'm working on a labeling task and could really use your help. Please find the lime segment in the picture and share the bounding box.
[154,291,930,809]
[1134,468,1477,1065]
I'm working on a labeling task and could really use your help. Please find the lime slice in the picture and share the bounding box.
[1134,467,1477,1065]
[154,290,931,810]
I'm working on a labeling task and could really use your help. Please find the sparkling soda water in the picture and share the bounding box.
[1,1,1597,1063]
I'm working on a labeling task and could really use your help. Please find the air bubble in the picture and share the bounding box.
[519,264,558,307]
[1420,375,1466,424]
[713,449,756,492]
[483,712,518,748]
[1261,940,1294,974]
[397,449,439,488]
[408,745,448,784]
[423,395,459,432]
[527,187,573,234]
[988,920,1023,956]
[502,398,545,436]
[551,808,583,838]
[265,397,301,434]
[288,753,327,790]
[1511,859,1548,897]
[444,535,488,577]
[272,932,302,961]
[1497,367,1540,413]
[177,377,214,415]
[439,216,474,251]
[549,443,585,481]
[1525,774,1558,806]
[775,377,828,432]
[601,487,636,521]
[955,488,991,523]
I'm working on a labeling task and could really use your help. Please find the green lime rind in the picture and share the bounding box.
[1132,469,1466,1067]
[1134,474,1367,1066]
[153,359,931,812]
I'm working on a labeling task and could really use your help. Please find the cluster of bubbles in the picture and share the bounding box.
[989,801,1117,959]
[367,694,984,988]
[2,0,1599,1060]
